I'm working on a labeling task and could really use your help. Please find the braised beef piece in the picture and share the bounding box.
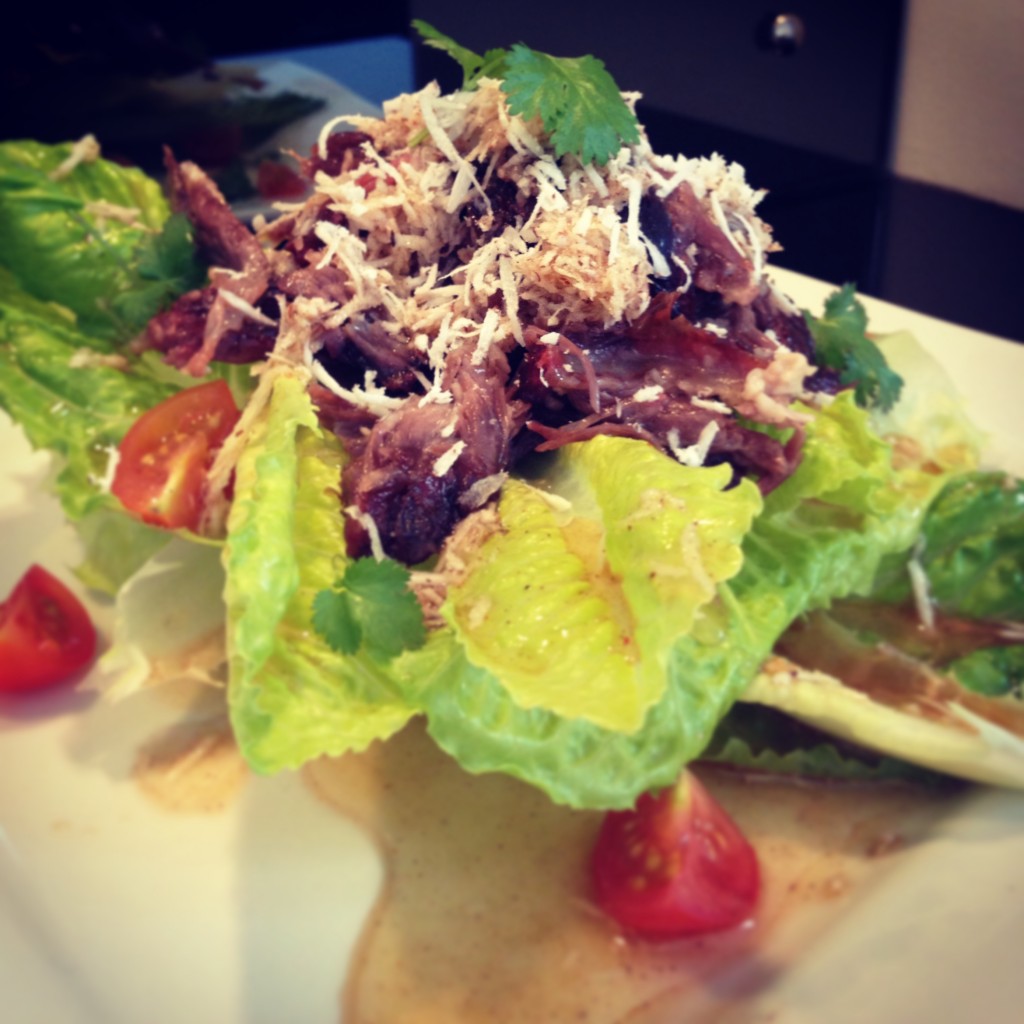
[512,293,801,492]
[661,182,760,305]
[344,345,529,564]
[138,151,276,373]
[312,318,427,404]
[144,287,278,368]
[162,150,270,301]
[276,264,353,306]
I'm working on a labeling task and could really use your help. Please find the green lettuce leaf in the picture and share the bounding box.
[224,372,417,772]
[703,703,948,784]
[388,393,942,809]
[908,471,1024,620]
[0,143,209,526]
[0,139,202,340]
[0,265,179,519]
[443,438,761,732]
[948,646,1024,698]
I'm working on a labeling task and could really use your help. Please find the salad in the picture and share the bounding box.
[1,23,1023,944]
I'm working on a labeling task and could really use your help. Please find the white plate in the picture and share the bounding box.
[1,268,1023,1024]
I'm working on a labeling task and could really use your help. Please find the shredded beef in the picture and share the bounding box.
[139,122,837,564]
[511,293,802,491]
[142,285,277,368]
[139,152,275,375]
[344,344,528,564]
[661,182,759,305]
[163,150,270,302]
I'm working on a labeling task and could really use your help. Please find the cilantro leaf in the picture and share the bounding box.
[109,213,204,332]
[411,22,639,166]
[412,20,509,88]
[312,557,426,663]
[501,46,640,166]
[804,284,904,412]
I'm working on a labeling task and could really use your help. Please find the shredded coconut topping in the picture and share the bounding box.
[668,421,721,467]
[50,134,101,180]
[266,78,779,400]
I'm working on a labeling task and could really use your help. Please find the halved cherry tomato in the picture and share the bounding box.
[0,565,97,693]
[590,770,760,938]
[111,379,240,532]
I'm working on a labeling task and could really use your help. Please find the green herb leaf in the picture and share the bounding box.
[411,22,640,166]
[805,284,904,412]
[109,213,205,332]
[412,20,509,88]
[502,46,640,165]
[313,557,426,662]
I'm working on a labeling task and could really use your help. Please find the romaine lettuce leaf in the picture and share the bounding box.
[743,662,1024,789]
[443,439,761,732]
[948,646,1024,698]
[904,471,1024,620]
[0,139,202,340]
[0,143,207,526]
[224,372,417,772]
[703,702,948,784]
[0,265,179,519]
[388,393,942,808]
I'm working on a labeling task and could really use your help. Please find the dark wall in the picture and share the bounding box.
[412,1,905,168]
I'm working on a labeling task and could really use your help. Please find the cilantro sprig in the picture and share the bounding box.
[412,21,640,166]
[312,557,426,663]
[804,284,904,412]
[109,213,205,333]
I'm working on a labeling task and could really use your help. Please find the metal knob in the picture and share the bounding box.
[757,13,807,55]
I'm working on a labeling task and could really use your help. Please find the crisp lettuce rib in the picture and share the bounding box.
[224,373,417,771]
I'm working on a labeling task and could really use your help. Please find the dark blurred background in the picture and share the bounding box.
[4,2,1022,342]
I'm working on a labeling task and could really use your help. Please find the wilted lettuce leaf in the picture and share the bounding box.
[871,329,983,472]
[95,537,227,698]
[73,505,176,595]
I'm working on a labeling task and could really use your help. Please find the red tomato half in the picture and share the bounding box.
[111,380,240,532]
[590,770,760,938]
[0,565,97,693]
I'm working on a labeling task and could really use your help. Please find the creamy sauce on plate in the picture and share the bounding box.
[304,723,955,1023]
[129,709,957,1021]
